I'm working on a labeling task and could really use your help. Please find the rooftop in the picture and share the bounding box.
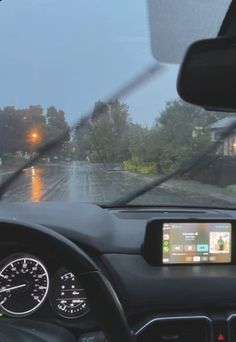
[210,116,236,130]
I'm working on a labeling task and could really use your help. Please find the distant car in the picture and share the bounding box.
[65,157,72,162]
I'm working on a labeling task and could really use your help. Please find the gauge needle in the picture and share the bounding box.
[0,284,27,293]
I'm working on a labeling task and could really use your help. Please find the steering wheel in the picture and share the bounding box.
[0,220,135,342]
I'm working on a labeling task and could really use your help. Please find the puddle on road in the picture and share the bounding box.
[30,167,43,203]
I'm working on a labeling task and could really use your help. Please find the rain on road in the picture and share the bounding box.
[0,162,235,207]
[1,162,144,204]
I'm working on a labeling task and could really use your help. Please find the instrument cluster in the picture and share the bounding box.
[0,254,89,320]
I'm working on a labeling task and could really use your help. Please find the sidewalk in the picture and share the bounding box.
[124,171,236,206]
[0,166,16,176]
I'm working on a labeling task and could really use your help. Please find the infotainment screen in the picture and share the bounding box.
[162,222,232,264]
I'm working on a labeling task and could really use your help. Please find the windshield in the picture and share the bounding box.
[1,0,236,208]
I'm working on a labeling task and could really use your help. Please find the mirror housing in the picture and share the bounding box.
[177,36,236,111]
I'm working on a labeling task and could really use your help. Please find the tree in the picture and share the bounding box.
[128,123,154,163]
[46,106,70,158]
[90,100,131,162]
[0,105,70,162]
[73,100,131,163]
[151,100,235,173]
[74,115,93,160]
[0,106,19,156]
[122,99,236,175]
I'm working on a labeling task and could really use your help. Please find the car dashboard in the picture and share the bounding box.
[0,244,96,335]
[0,202,236,341]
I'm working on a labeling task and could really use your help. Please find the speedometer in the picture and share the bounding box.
[0,255,49,317]
[50,268,89,319]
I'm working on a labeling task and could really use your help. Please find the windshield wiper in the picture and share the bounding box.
[0,63,164,199]
[108,118,236,207]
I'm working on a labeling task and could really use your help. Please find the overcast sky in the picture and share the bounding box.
[0,0,179,126]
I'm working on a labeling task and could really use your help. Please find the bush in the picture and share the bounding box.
[2,153,25,166]
[123,157,156,175]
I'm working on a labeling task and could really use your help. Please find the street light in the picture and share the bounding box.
[233,141,236,153]
[32,133,38,139]
[27,130,42,157]
[27,130,41,144]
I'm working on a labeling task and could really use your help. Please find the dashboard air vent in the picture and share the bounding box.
[136,317,211,342]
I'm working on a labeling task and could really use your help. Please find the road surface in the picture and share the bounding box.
[0,162,236,207]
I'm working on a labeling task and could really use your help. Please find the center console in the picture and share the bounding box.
[142,219,235,266]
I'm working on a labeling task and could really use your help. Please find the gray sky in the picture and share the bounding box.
[0,0,179,126]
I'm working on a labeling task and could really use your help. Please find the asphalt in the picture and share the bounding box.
[1,162,236,208]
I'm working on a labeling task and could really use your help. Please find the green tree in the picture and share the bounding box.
[46,106,70,158]
[128,123,154,162]
[0,105,71,162]
[89,100,131,163]
[0,106,19,156]
[74,115,93,160]
[151,100,235,173]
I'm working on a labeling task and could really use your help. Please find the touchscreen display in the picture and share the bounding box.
[162,222,232,264]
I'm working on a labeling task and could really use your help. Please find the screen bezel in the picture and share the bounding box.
[142,219,235,266]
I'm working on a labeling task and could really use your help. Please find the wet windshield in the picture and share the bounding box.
[1,0,236,208]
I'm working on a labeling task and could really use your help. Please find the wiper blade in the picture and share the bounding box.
[0,62,164,199]
[109,118,236,207]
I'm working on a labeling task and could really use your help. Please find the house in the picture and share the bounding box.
[210,116,236,156]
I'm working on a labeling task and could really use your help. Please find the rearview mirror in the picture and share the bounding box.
[177,36,236,111]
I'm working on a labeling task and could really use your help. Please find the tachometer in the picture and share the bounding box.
[50,268,89,319]
[0,255,49,317]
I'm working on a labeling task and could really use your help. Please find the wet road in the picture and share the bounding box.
[0,162,236,207]
[1,162,144,203]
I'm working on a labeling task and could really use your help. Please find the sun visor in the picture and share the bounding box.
[148,0,231,64]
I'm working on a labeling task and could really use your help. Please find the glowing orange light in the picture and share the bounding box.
[27,130,41,144]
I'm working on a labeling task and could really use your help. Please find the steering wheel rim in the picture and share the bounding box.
[0,219,135,342]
